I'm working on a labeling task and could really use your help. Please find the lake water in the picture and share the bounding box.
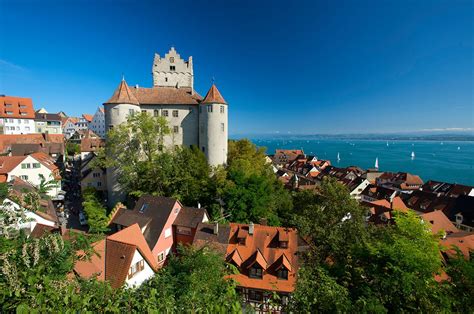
[250,139,474,186]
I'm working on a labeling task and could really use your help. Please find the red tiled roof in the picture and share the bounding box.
[105,79,140,105]
[0,134,64,154]
[421,211,459,235]
[130,86,202,105]
[441,232,474,259]
[0,95,35,119]
[74,224,157,288]
[0,155,27,174]
[82,114,93,122]
[201,84,227,104]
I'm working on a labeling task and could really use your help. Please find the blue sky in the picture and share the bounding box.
[0,0,472,135]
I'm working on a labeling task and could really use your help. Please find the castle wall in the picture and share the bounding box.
[199,103,228,166]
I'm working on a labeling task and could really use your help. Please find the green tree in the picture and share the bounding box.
[134,245,241,312]
[291,178,451,312]
[82,187,108,233]
[66,142,80,156]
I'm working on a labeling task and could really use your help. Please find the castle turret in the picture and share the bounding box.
[104,78,140,206]
[199,84,228,166]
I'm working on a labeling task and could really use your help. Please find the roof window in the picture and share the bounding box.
[139,203,148,214]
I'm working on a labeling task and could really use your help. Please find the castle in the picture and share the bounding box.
[104,47,228,205]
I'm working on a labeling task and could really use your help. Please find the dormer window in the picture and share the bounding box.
[249,265,263,279]
[277,268,288,280]
[139,203,148,213]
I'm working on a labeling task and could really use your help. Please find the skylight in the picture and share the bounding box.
[139,203,148,213]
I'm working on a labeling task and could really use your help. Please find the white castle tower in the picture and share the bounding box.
[104,78,141,204]
[199,84,228,166]
[103,47,228,206]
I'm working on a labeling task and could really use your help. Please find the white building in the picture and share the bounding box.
[104,47,228,206]
[0,96,36,135]
[0,152,62,197]
[89,107,106,138]
[62,117,79,139]
[34,112,63,134]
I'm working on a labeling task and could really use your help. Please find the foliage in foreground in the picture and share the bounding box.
[290,178,473,312]
[82,187,109,233]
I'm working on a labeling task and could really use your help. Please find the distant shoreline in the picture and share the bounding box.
[231,134,474,142]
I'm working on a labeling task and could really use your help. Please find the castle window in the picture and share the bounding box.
[202,146,205,153]
[221,123,225,132]
[172,110,179,117]
[165,77,168,82]
[170,57,174,63]
[170,66,176,71]
[207,105,213,113]
[173,126,179,133]
[141,110,146,114]
[162,110,169,117]
[128,109,135,116]
[154,110,159,117]
[220,106,225,113]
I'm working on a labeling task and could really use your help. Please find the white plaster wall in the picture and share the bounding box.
[199,103,228,166]
[8,156,60,197]
[0,118,35,134]
[125,249,154,288]
[90,108,105,138]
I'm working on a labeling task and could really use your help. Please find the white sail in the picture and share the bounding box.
[375,157,379,169]
[411,151,415,159]
[337,152,340,161]
[386,141,389,147]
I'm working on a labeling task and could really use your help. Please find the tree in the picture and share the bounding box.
[291,178,450,312]
[66,142,80,156]
[82,187,109,233]
[133,245,241,312]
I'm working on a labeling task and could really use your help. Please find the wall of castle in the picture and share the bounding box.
[152,48,193,89]
[199,103,228,166]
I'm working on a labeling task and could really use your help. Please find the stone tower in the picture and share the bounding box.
[152,47,193,89]
[199,84,228,166]
[103,78,141,206]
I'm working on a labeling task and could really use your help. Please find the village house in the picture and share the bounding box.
[360,184,398,203]
[80,153,106,192]
[421,180,474,198]
[89,107,106,138]
[62,117,78,139]
[0,133,65,162]
[73,223,158,288]
[193,222,307,313]
[376,171,423,191]
[110,195,208,265]
[0,152,62,197]
[34,112,63,134]
[0,95,36,135]
[0,177,59,237]
[271,149,304,168]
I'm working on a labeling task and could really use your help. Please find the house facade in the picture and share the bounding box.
[34,112,62,134]
[0,95,36,134]
[89,107,106,138]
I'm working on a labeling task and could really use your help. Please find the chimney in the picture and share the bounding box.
[259,218,268,226]
[197,202,201,209]
[249,222,254,235]
[213,222,219,235]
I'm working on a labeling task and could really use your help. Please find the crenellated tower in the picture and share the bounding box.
[152,47,193,89]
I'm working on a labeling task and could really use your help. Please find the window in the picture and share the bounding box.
[154,110,159,117]
[128,109,135,116]
[20,175,28,180]
[277,269,289,280]
[97,182,102,187]
[162,110,169,117]
[93,172,101,178]
[32,163,40,169]
[141,110,146,114]
[201,146,205,153]
[220,105,225,113]
[221,123,225,132]
[165,77,168,82]
[173,126,179,133]
[113,108,119,116]
[139,203,148,214]
[158,252,165,262]
[248,290,263,302]
[279,241,288,249]
[169,57,174,63]
[128,260,145,279]
[177,226,192,236]
[207,105,213,113]
[164,227,172,238]
[172,110,178,117]
[249,265,263,279]
[170,65,176,71]
[21,163,31,169]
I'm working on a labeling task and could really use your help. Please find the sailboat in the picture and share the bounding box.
[375,157,379,169]
[411,151,415,159]
[337,152,341,162]
[458,146,461,150]
[386,141,389,147]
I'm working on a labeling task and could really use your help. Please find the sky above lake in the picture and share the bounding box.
[0,0,472,135]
